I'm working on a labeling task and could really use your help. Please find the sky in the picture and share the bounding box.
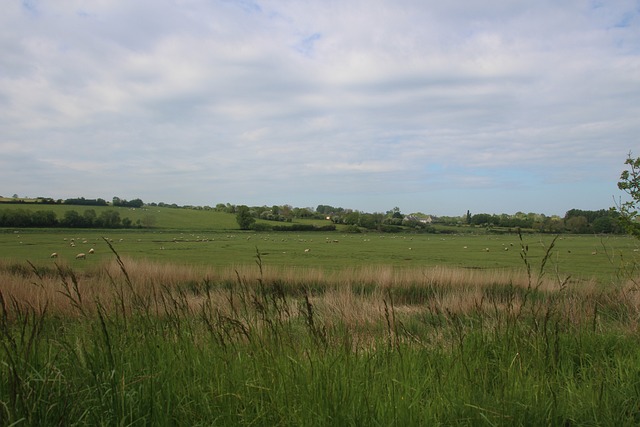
[2,0,639,217]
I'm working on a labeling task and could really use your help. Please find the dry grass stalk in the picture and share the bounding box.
[1,259,639,332]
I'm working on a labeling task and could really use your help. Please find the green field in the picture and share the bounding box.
[2,225,639,284]
[2,206,640,425]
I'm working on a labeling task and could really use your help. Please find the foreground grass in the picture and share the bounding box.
[1,245,640,425]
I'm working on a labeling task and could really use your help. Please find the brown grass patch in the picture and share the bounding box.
[1,258,639,338]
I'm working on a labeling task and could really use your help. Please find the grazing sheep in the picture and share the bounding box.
[75,253,86,260]
[88,248,95,254]
[50,252,58,258]
[304,248,310,253]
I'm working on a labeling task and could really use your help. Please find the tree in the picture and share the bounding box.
[565,216,589,234]
[99,210,121,228]
[617,153,640,238]
[61,210,82,227]
[35,210,57,226]
[236,205,255,230]
[83,209,97,227]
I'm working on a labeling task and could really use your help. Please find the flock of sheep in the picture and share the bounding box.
[49,237,97,260]
[49,248,94,260]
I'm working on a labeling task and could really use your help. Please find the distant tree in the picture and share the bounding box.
[61,210,82,227]
[32,210,57,227]
[471,213,496,226]
[64,197,107,206]
[130,198,144,208]
[0,209,32,226]
[236,205,255,230]
[99,210,121,228]
[343,211,361,226]
[565,216,589,234]
[359,213,378,229]
[113,197,144,208]
[293,207,313,218]
[83,209,97,227]
[592,216,615,234]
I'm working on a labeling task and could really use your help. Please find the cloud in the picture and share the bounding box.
[1,1,638,214]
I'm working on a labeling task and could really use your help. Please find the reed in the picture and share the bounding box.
[1,248,640,425]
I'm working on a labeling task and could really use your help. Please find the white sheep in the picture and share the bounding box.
[304,248,311,253]
[75,253,86,260]
[88,248,95,254]
[50,252,58,258]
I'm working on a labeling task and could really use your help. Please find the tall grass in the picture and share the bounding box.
[1,246,640,425]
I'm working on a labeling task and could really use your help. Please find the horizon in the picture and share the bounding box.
[0,193,615,219]
[2,1,638,217]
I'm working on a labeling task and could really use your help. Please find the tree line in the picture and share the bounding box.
[467,209,623,234]
[0,208,143,229]
[0,196,144,208]
[230,202,627,234]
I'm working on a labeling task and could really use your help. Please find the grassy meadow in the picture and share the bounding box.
[2,206,640,425]
[2,226,639,284]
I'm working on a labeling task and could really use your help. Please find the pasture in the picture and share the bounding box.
[1,226,639,284]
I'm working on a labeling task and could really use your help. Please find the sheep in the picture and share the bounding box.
[50,252,58,258]
[304,248,311,253]
[88,248,95,254]
[75,253,86,260]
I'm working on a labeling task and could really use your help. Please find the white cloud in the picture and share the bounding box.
[1,0,638,214]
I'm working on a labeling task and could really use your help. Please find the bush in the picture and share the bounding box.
[251,223,272,231]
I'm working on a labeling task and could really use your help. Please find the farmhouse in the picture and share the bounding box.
[404,215,434,224]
